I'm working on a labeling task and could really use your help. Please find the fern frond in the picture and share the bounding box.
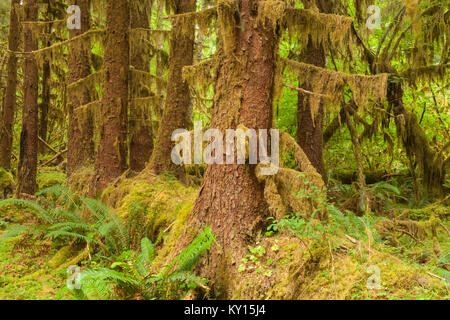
[80,268,139,300]
[0,225,44,242]
[163,227,215,277]
[0,198,54,224]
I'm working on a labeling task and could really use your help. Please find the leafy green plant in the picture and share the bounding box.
[0,186,145,255]
[77,227,216,300]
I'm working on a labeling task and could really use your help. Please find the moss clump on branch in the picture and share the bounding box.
[182,57,217,96]
[281,57,388,118]
[168,6,218,38]
[283,8,354,50]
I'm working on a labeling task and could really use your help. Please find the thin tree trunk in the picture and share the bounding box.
[17,0,39,195]
[182,0,276,297]
[147,0,195,179]
[67,0,94,176]
[38,0,51,155]
[93,0,129,191]
[0,0,20,170]
[39,60,50,154]
[296,0,328,180]
[296,40,326,180]
[155,4,166,120]
[129,2,154,172]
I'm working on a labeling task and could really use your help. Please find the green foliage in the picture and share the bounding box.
[37,170,66,191]
[77,227,215,300]
[0,186,144,255]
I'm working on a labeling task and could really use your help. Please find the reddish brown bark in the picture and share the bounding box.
[129,3,154,172]
[93,0,129,191]
[296,40,327,180]
[147,0,195,179]
[67,0,94,176]
[17,0,39,195]
[38,1,51,155]
[39,60,50,154]
[182,0,276,297]
[0,0,20,170]
[296,0,328,180]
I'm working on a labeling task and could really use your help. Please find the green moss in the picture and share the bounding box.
[48,246,73,268]
[0,168,15,193]
[400,205,449,221]
[37,169,66,190]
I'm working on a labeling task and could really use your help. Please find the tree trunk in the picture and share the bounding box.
[38,0,51,155]
[39,60,50,154]
[93,0,129,191]
[296,1,328,180]
[129,2,154,172]
[181,0,276,298]
[296,40,327,180]
[147,0,195,179]
[17,0,39,195]
[67,0,94,176]
[0,0,20,170]
[389,81,446,197]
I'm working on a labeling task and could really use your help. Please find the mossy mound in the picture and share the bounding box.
[37,168,66,190]
[0,168,15,197]
[67,165,95,196]
[101,171,199,242]
[230,235,448,299]
[398,204,449,221]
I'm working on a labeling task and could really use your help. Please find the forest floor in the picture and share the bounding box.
[0,168,449,300]
[0,229,73,299]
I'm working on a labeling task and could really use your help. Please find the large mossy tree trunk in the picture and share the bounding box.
[93,0,129,191]
[17,0,39,195]
[147,0,195,179]
[129,2,154,172]
[180,0,276,298]
[0,0,20,170]
[67,0,94,176]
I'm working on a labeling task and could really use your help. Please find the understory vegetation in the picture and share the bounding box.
[0,0,449,300]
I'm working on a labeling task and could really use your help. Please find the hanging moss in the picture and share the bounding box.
[395,111,447,196]
[0,168,15,197]
[67,71,103,103]
[283,8,354,51]
[130,67,167,94]
[401,64,449,86]
[182,56,217,95]
[168,6,218,38]
[217,0,238,54]
[281,57,388,119]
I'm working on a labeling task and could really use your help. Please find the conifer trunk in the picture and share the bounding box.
[17,0,39,195]
[39,60,50,154]
[296,1,329,180]
[38,0,51,155]
[67,0,94,176]
[93,0,129,191]
[296,40,326,180]
[147,0,195,179]
[129,3,154,172]
[181,0,276,297]
[0,0,20,170]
